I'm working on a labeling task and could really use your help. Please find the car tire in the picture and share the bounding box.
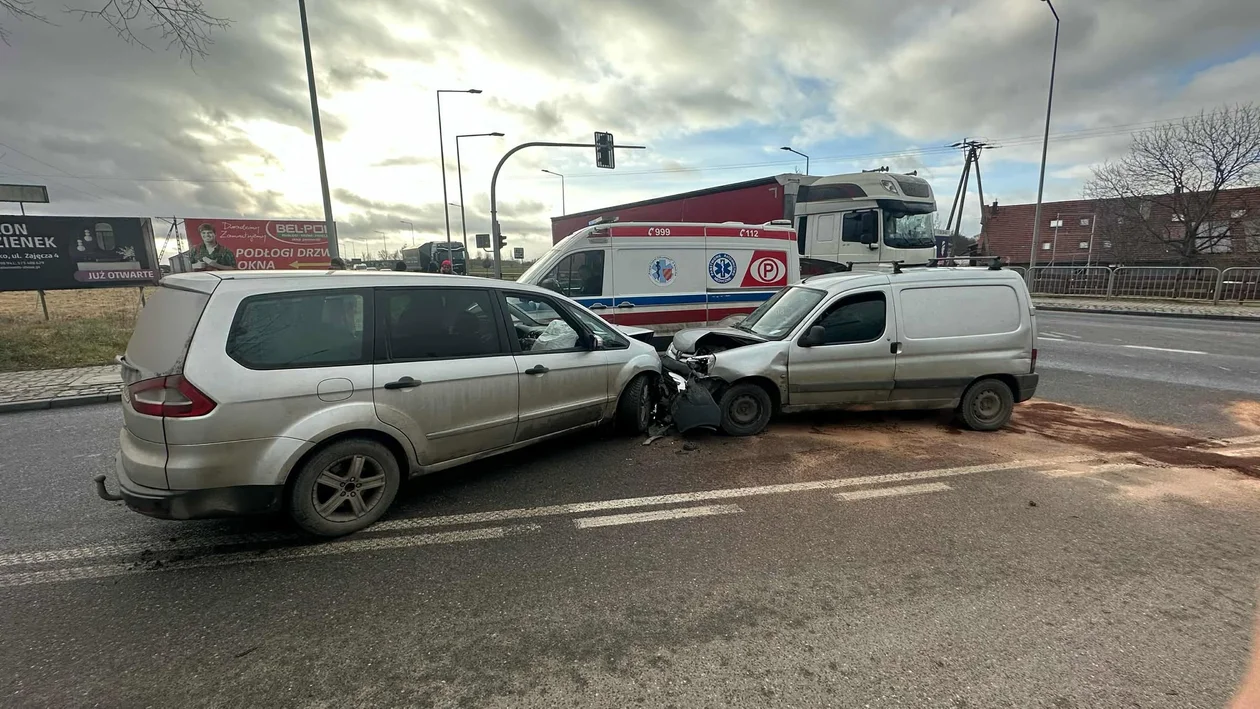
[719,383,772,437]
[615,374,653,435]
[958,378,1015,431]
[288,438,401,537]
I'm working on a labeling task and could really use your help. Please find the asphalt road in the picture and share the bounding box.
[2,311,1260,708]
[1036,311,1260,435]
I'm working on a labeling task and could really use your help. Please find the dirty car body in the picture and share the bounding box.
[665,267,1040,436]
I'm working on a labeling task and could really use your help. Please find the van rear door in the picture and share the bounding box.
[119,275,219,447]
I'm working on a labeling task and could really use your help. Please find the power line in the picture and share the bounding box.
[0,139,133,201]
[0,160,106,202]
[0,171,237,183]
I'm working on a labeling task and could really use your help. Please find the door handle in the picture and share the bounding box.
[589,303,607,310]
[890,342,902,355]
[384,376,422,390]
[616,302,635,308]
[525,365,550,375]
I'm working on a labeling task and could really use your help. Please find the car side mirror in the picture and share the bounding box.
[589,334,605,351]
[799,325,825,347]
[860,212,879,246]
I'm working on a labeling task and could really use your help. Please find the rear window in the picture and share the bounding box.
[899,285,1021,339]
[227,290,368,369]
[125,285,211,375]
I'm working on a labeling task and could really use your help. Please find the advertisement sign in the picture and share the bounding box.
[0,216,157,292]
[182,218,331,270]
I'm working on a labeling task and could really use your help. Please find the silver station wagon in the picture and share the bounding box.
[99,271,661,536]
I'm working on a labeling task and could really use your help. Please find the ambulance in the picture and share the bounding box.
[518,220,799,340]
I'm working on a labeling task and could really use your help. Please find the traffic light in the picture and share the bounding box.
[496,232,507,251]
[595,131,614,169]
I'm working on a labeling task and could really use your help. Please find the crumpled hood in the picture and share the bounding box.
[670,327,767,354]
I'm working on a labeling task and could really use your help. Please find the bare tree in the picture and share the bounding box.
[1,0,230,60]
[1084,104,1260,263]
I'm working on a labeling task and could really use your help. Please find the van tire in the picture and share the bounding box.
[288,439,401,537]
[719,383,772,437]
[615,374,653,435]
[958,378,1015,431]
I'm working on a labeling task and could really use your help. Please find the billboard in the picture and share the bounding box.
[182,218,331,270]
[0,216,158,292]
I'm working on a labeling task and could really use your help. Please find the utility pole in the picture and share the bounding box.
[436,89,483,245]
[1031,0,1061,269]
[944,139,993,257]
[298,0,337,258]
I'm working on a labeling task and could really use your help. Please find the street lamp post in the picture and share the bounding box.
[780,146,810,175]
[297,0,337,257]
[1030,0,1060,269]
[375,230,387,261]
[489,141,646,278]
[398,219,414,247]
[455,131,504,256]
[541,169,566,214]
[436,89,483,246]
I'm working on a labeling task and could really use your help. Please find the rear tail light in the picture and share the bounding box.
[1031,348,1038,373]
[127,375,216,418]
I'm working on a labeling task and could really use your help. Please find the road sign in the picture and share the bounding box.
[475,233,490,249]
[595,132,614,169]
[512,247,524,260]
[0,184,49,204]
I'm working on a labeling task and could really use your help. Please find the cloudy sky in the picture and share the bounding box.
[1,0,1258,261]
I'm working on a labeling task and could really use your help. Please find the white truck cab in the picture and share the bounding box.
[793,172,938,268]
[519,221,801,339]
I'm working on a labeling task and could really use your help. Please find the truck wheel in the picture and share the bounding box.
[288,438,400,537]
[958,378,1015,431]
[615,374,653,435]
[719,383,772,437]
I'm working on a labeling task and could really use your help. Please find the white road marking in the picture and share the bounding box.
[0,525,541,589]
[1121,344,1208,355]
[835,482,952,501]
[1215,446,1260,458]
[1039,463,1150,477]
[1038,336,1065,341]
[574,504,743,529]
[372,455,1094,533]
[1043,331,1081,339]
[0,531,298,568]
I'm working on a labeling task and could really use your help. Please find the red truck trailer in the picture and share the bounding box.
[551,176,796,244]
[549,171,939,269]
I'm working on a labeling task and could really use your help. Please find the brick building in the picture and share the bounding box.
[977,186,1260,266]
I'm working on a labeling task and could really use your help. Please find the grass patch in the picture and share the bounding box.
[0,288,147,372]
[0,316,134,372]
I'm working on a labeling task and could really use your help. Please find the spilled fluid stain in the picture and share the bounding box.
[1011,402,1260,479]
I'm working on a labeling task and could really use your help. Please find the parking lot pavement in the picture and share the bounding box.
[2,402,1260,707]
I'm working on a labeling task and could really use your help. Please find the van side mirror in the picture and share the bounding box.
[588,334,605,351]
[859,212,879,246]
[799,325,825,347]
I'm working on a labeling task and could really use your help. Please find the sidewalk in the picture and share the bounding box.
[0,364,122,413]
[1033,296,1260,321]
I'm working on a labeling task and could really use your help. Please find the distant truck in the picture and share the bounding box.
[401,241,467,274]
[550,172,938,270]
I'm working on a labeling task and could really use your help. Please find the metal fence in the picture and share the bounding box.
[1110,266,1220,301]
[1216,267,1260,304]
[1024,265,1260,305]
[1027,266,1113,297]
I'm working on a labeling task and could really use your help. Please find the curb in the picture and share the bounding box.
[0,391,121,415]
[1034,304,1260,322]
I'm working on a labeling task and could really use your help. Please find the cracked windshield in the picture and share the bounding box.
[3,1,1260,707]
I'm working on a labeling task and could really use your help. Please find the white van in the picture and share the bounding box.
[666,265,1039,436]
[519,221,800,341]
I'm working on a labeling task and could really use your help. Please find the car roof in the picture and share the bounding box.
[160,270,561,297]
[801,266,1025,293]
